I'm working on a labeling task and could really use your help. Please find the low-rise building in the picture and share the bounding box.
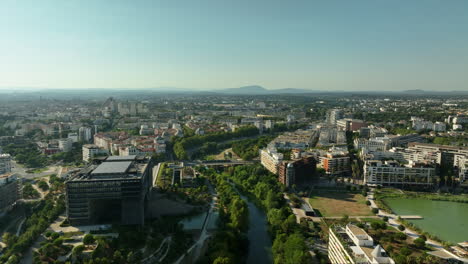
[82,144,109,162]
[328,224,395,264]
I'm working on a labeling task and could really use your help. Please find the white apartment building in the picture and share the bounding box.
[260,148,283,174]
[67,132,78,143]
[58,138,73,152]
[0,154,12,175]
[329,224,395,264]
[354,138,390,152]
[364,160,436,186]
[78,126,93,142]
[82,144,109,162]
[433,122,446,132]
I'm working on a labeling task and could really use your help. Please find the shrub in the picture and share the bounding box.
[383,216,389,222]
[400,247,411,256]
[83,234,95,245]
[394,232,407,240]
[372,208,379,214]
[414,238,426,248]
[398,224,405,231]
[366,201,371,206]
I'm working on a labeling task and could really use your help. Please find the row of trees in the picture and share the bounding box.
[226,164,312,264]
[173,126,259,159]
[198,169,249,264]
[1,197,65,263]
[231,135,275,160]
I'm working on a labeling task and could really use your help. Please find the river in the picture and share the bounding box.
[385,198,468,243]
[238,192,273,264]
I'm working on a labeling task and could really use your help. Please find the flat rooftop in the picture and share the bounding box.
[68,155,151,181]
[106,155,137,161]
[91,161,132,175]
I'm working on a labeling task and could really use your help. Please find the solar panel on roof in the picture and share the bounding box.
[106,155,137,161]
[91,161,132,175]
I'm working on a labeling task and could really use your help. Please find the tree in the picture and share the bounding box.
[83,234,95,245]
[113,250,123,263]
[383,216,389,222]
[398,224,405,231]
[229,197,249,232]
[73,244,85,256]
[213,256,233,264]
[38,180,49,191]
[2,233,17,247]
[414,238,426,249]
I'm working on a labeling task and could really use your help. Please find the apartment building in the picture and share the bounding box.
[337,119,367,132]
[58,138,73,152]
[0,153,12,174]
[329,224,395,264]
[354,138,390,152]
[364,160,436,186]
[260,148,284,174]
[278,156,317,187]
[408,143,468,168]
[320,149,350,176]
[82,144,109,162]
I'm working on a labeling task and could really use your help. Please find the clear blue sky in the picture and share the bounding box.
[1,0,467,91]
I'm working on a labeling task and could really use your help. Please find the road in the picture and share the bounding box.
[11,160,60,180]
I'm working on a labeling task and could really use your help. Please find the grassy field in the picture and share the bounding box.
[308,191,372,217]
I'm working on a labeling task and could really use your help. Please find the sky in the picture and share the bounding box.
[0,0,467,91]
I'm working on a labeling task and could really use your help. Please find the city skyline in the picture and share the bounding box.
[1,0,467,91]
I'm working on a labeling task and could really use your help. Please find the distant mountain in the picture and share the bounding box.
[214,85,317,94]
[401,89,468,95]
[402,89,425,94]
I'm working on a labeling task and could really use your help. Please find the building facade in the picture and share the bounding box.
[329,224,395,264]
[0,173,19,212]
[364,160,436,186]
[66,155,153,225]
[0,153,12,174]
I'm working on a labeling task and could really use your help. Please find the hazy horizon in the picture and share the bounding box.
[1,0,467,91]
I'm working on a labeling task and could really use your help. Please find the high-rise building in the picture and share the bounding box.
[78,127,93,142]
[66,155,153,225]
[58,138,73,152]
[260,148,283,174]
[0,173,19,212]
[327,109,344,125]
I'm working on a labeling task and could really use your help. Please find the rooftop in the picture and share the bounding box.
[91,161,132,175]
[106,155,137,161]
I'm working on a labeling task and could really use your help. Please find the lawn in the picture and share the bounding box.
[308,191,373,217]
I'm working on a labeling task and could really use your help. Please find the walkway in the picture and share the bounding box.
[173,180,218,264]
[366,189,443,249]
